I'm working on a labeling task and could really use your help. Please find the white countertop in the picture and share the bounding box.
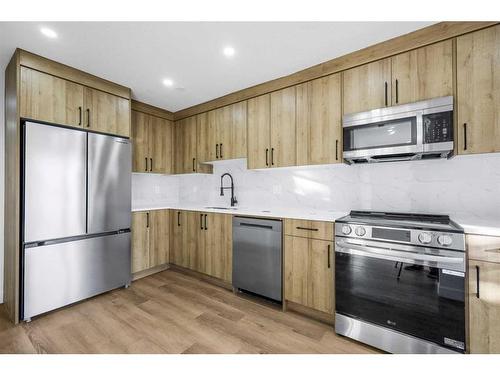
[132,205,500,236]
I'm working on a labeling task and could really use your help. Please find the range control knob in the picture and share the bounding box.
[355,227,366,236]
[438,235,453,247]
[418,232,432,244]
[341,225,352,235]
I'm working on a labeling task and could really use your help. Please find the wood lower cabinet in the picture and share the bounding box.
[131,209,170,274]
[468,259,500,353]
[284,233,334,315]
[457,24,500,155]
[296,74,342,166]
[20,67,84,128]
[131,110,174,174]
[202,213,232,282]
[84,87,130,137]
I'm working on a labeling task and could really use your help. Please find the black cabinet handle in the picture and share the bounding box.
[204,214,208,230]
[476,265,480,298]
[220,143,223,158]
[146,212,149,228]
[395,79,399,104]
[265,148,269,166]
[86,108,91,127]
[384,82,388,106]
[192,158,196,172]
[177,211,181,226]
[78,106,82,125]
[463,123,467,150]
[145,157,148,172]
[200,214,203,230]
[150,158,153,172]
[327,244,331,269]
[216,144,219,159]
[271,148,275,166]
[335,139,339,161]
[296,226,319,232]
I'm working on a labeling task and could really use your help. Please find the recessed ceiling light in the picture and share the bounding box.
[223,46,236,58]
[162,78,174,87]
[40,27,58,39]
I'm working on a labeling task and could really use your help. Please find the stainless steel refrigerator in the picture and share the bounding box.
[21,121,132,321]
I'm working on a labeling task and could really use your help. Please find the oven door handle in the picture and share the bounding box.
[335,242,464,267]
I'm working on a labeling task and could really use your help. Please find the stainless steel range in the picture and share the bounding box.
[334,211,466,354]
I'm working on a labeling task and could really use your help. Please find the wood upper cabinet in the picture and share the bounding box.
[132,209,170,273]
[197,111,217,162]
[391,40,453,105]
[343,58,391,114]
[132,110,174,174]
[174,116,198,174]
[296,74,342,165]
[20,67,84,128]
[247,94,271,169]
[84,87,130,137]
[284,235,333,314]
[270,86,296,168]
[468,259,500,353]
[457,25,500,155]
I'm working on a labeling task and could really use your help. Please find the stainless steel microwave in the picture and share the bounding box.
[342,96,454,164]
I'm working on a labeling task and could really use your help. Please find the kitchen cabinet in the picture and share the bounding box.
[174,116,198,173]
[296,74,342,165]
[20,67,84,128]
[457,25,500,155]
[170,210,199,269]
[131,209,170,273]
[84,87,130,137]
[284,235,334,314]
[198,102,247,162]
[247,87,296,169]
[468,260,500,353]
[344,41,453,114]
[284,218,334,241]
[131,110,174,173]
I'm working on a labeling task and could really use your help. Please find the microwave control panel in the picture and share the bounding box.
[423,111,453,144]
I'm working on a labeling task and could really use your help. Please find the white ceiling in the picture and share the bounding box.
[0,22,435,112]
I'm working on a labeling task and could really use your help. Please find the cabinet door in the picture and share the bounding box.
[343,58,392,114]
[183,117,198,173]
[309,239,334,314]
[84,87,130,137]
[391,40,453,106]
[284,235,309,307]
[131,211,149,273]
[457,25,500,155]
[170,210,187,267]
[131,110,150,173]
[149,209,170,268]
[469,260,500,353]
[20,67,84,128]
[197,111,217,162]
[296,74,342,166]
[217,102,247,160]
[150,116,174,174]
[184,211,201,271]
[270,87,296,168]
[247,94,271,169]
[204,213,232,282]
[173,121,185,174]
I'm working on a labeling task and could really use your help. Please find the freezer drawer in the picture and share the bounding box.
[23,232,131,320]
[24,122,87,243]
[232,217,282,301]
[88,132,131,233]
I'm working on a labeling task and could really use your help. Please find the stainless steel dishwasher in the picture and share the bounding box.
[232,216,282,302]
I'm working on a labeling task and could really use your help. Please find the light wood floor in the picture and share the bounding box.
[0,269,378,354]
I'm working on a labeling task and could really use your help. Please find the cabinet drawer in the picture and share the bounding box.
[284,219,334,241]
[467,234,500,263]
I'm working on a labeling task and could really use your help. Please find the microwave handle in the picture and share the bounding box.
[368,154,419,163]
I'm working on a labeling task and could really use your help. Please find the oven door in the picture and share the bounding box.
[343,114,422,161]
[335,238,466,352]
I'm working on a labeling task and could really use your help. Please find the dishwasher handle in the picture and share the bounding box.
[238,222,274,230]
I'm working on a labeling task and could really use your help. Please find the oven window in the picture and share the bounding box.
[343,117,417,152]
[335,252,465,352]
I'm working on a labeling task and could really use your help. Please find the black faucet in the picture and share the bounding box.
[220,173,237,207]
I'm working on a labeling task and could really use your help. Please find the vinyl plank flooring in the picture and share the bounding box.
[0,269,378,354]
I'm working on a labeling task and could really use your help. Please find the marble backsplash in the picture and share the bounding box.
[133,153,500,221]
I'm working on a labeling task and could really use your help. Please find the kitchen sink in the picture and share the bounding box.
[204,206,238,210]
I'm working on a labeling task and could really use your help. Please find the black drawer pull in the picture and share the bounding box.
[476,265,480,298]
[335,139,339,161]
[220,143,223,158]
[271,148,275,166]
[327,244,331,269]
[146,212,149,228]
[395,79,399,104]
[296,226,319,232]
[384,82,388,106]
[177,211,181,226]
[463,123,467,150]
[192,158,196,172]
[78,106,82,125]
[204,214,208,230]
[216,144,219,159]
[150,158,153,172]
[86,108,91,127]
[265,148,269,166]
[145,157,148,171]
